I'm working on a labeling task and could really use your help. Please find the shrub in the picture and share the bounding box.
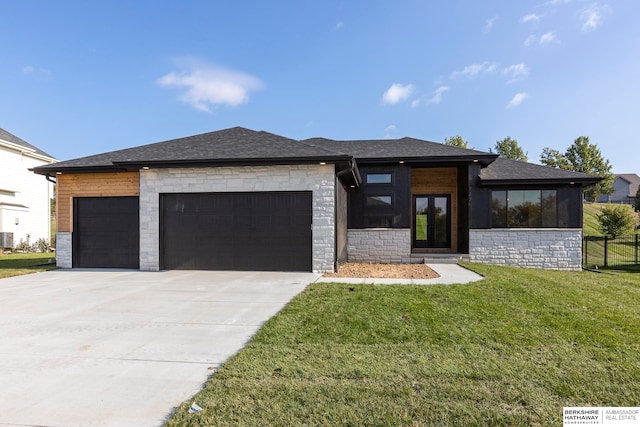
[14,234,32,253]
[597,204,638,238]
[33,238,51,253]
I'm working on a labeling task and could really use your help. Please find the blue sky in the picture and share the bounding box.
[2,0,638,173]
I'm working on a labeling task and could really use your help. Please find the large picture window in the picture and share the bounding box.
[492,190,557,228]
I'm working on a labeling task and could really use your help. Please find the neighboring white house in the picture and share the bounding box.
[0,128,57,249]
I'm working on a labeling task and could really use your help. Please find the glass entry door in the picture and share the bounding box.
[412,194,451,249]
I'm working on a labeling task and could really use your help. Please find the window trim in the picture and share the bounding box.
[365,194,393,208]
[365,172,393,185]
[491,189,558,228]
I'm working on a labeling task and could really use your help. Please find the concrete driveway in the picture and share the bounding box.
[0,269,318,427]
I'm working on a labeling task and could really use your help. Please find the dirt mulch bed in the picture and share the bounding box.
[323,262,440,279]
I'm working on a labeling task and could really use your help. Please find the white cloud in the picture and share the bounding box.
[521,14,541,23]
[381,83,415,105]
[541,0,573,6]
[525,32,558,46]
[507,92,528,108]
[503,64,530,83]
[21,65,51,79]
[540,31,557,44]
[580,4,610,32]
[384,124,397,138]
[450,62,498,79]
[412,86,450,108]
[156,59,263,111]
[333,21,344,31]
[484,16,498,33]
[524,35,537,46]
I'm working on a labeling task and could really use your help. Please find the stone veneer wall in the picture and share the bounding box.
[139,164,336,273]
[55,231,72,268]
[347,229,411,263]
[469,228,583,270]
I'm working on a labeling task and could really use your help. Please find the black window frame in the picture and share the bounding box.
[366,173,393,185]
[365,194,393,208]
[491,189,558,228]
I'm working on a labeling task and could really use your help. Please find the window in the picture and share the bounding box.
[366,195,392,207]
[366,173,392,184]
[491,190,557,228]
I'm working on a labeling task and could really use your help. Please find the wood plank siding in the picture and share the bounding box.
[57,172,140,232]
[411,167,458,252]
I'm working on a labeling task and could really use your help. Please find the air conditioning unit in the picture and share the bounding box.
[0,232,14,249]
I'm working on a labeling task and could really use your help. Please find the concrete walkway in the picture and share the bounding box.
[0,270,318,427]
[314,263,484,285]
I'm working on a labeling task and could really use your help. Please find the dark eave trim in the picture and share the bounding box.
[32,155,355,175]
[480,177,602,187]
[32,165,130,175]
[354,154,498,166]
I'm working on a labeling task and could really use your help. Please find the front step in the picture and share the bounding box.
[410,253,470,264]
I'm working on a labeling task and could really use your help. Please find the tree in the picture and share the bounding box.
[540,148,569,169]
[444,135,471,149]
[540,136,614,202]
[597,204,638,238]
[491,136,528,162]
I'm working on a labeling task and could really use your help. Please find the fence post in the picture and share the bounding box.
[584,236,588,267]
[604,236,608,267]
[636,234,639,265]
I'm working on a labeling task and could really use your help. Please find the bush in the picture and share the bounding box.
[14,234,32,253]
[33,238,51,253]
[597,204,638,238]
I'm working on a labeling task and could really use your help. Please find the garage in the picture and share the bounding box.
[73,197,140,268]
[160,191,312,271]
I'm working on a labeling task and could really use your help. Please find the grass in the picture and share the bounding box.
[583,202,606,236]
[165,264,640,427]
[0,252,57,278]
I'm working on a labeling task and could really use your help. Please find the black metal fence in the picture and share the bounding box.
[583,235,640,267]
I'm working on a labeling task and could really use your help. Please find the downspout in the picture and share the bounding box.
[336,159,361,187]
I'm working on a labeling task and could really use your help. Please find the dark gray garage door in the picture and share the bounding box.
[160,192,312,271]
[73,197,140,268]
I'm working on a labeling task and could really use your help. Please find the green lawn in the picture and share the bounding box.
[166,264,640,427]
[0,252,57,279]
[583,202,605,236]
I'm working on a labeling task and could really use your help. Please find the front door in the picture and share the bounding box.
[412,194,451,249]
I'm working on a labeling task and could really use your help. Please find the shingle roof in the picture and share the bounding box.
[0,128,56,159]
[303,137,496,164]
[616,173,640,197]
[479,157,602,185]
[31,127,602,187]
[33,127,349,173]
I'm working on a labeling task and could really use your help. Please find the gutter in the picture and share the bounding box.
[336,159,361,188]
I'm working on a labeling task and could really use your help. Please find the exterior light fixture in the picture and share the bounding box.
[142,166,150,170]
[473,159,479,163]
[399,160,405,164]
[319,162,327,165]
[14,217,19,225]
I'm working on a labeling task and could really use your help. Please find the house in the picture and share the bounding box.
[596,174,640,205]
[32,127,601,272]
[0,128,57,249]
